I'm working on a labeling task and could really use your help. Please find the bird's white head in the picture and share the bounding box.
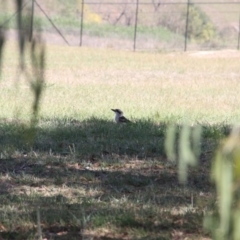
[111,109,123,116]
[111,109,125,123]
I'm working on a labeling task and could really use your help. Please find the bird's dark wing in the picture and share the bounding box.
[119,116,131,123]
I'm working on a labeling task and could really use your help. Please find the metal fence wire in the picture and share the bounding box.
[1,0,240,51]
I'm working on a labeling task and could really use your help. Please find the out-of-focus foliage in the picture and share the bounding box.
[204,126,240,240]
[165,124,202,183]
[0,27,5,78]
[166,124,240,239]
[0,0,45,143]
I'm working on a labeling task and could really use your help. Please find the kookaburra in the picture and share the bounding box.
[111,109,130,123]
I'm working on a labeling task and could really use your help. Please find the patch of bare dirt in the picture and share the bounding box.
[189,49,240,58]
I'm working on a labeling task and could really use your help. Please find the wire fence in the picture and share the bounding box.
[1,0,240,51]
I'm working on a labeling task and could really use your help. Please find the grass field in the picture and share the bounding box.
[0,40,240,239]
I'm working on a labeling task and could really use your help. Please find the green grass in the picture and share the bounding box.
[1,42,240,123]
[81,23,184,42]
[0,40,239,239]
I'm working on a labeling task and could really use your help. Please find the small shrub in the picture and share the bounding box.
[186,4,217,43]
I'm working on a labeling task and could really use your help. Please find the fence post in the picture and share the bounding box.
[238,5,240,50]
[184,0,190,51]
[29,0,35,42]
[133,0,139,51]
[80,0,84,46]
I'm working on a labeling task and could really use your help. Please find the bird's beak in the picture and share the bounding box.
[111,109,115,112]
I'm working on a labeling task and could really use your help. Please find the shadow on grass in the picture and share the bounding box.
[0,117,230,239]
[0,116,230,157]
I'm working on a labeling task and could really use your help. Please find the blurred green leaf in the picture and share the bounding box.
[234,209,240,240]
[166,124,202,184]
[165,124,177,162]
[16,0,25,71]
[218,154,232,238]
[0,28,5,78]
[30,38,45,122]
[13,0,45,143]
[233,149,240,181]
[192,124,202,160]
[209,127,240,239]
[178,125,198,183]
[179,125,196,165]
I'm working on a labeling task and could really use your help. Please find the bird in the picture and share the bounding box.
[111,109,131,123]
